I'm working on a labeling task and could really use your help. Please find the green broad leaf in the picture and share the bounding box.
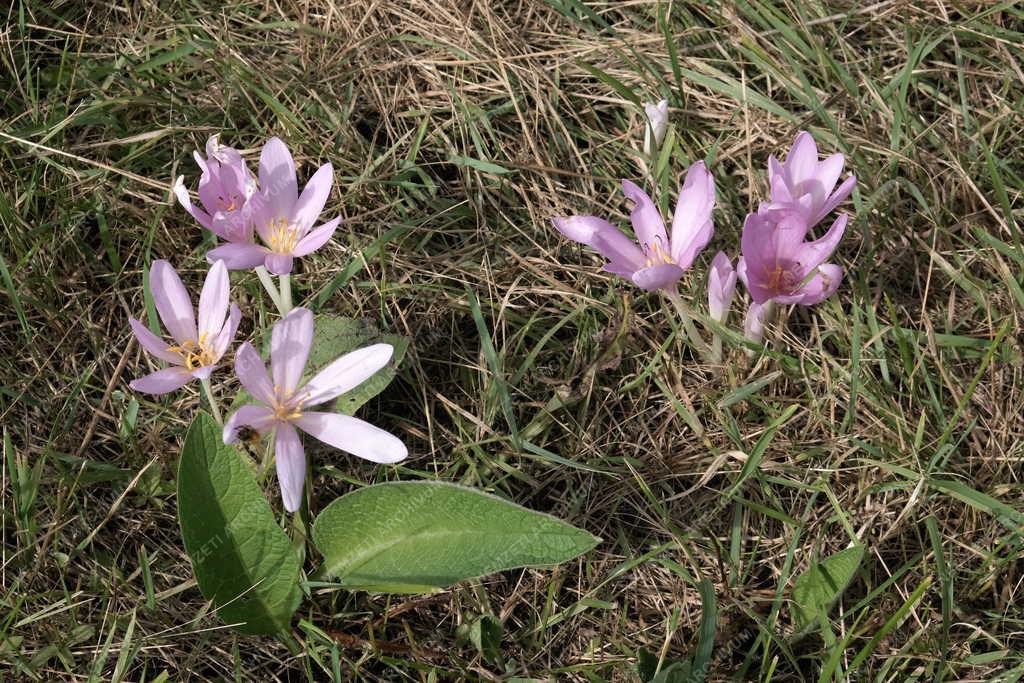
[456,614,503,666]
[791,545,865,633]
[177,413,302,635]
[304,314,408,416]
[637,649,693,683]
[312,481,600,593]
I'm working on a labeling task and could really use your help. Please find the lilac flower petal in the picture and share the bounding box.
[295,412,407,464]
[622,180,668,253]
[258,137,298,220]
[795,264,843,305]
[290,162,333,232]
[293,216,340,257]
[150,260,197,345]
[129,317,180,364]
[211,303,241,360]
[129,366,192,395]
[785,131,819,185]
[743,302,768,343]
[670,161,715,268]
[815,175,856,225]
[234,342,276,405]
[198,260,229,339]
[553,216,645,273]
[264,253,294,275]
[173,176,212,229]
[210,211,253,244]
[274,423,306,513]
[191,366,215,380]
[223,404,276,444]
[708,251,736,322]
[796,213,848,275]
[207,243,269,270]
[735,256,748,287]
[271,307,314,395]
[767,155,786,193]
[301,343,393,407]
[813,153,846,201]
[631,263,685,291]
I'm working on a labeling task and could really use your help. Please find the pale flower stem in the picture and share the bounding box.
[200,377,222,425]
[711,332,723,364]
[664,289,713,363]
[255,266,284,315]
[279,274,292,315]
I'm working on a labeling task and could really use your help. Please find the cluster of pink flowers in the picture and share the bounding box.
[131,137,406,512]
[553,128,855,348]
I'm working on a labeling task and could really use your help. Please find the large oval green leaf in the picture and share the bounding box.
[312,482,600,593]
[177,413,302,634]
[791,544,864,633]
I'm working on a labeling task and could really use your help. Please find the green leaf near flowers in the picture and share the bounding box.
[791,545,864,632]
[177,413,301,635]
[312,481,600,593]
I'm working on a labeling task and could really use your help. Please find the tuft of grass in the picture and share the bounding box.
[2,0,1024,680]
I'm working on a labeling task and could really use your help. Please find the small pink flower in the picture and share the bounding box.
[207,138,340,275]
[552,161,715,292]
[765,131,856,227]
[737,210,846,306]
[173,135,257,244]
[128,260,240,394]
[707,251,736,323]
[643,99,669,156]
[223,307,406,512]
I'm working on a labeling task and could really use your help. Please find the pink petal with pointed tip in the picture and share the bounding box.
[795,264,843,306]
[129,317,180,364]
[207,243,269,270]
[785,131,819,185]
[814,175,856,225]
[670,161,715,268]
[129,366,193,395]
[211,303,241,361]
[291,162,333,232]
[621,180,668,253]
[173,176,212,229]
[295,412,407,464]
[198,260,229,339]
[150,260,197,345]
[301,343,393,407]
[234,342,276,405]
[258,137,298,220]
[293,216,340,257]
[274,423,306,512]
[271,307,313,395]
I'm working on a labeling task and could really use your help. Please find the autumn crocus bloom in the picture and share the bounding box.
[552,161,715,292]
[643,99,669,157]
[738,209,847,306]
[743,302,769,343]
[128,260,240,394]
[766,131,856,227]
[707,251,736,323]
[207,137,340,275]
[223,307,406,512]
[173,135,256,244]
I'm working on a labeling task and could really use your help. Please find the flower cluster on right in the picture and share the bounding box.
[553,109,855,352]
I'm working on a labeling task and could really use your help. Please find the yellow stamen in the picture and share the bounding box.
[267,217,299,253]
[166,332,215,370]
[644,240,675,268]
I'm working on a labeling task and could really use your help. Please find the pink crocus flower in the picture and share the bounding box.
[551,161,715,292]
[765,131,856,227]
[643,99,669,157]
[707,251,736,323]
[737,209,847,306]
[173,135,257,244]
[207,137,340,275]
[743,302,768,343]
[128,260,241,394]
[223,307,406,512]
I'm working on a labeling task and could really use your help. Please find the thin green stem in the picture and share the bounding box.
[255,266,284,315]
[200,377,222,425]
[664,289,713,363]
[279,273,292,315]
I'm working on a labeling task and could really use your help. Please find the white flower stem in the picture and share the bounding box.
[664,289,713,363]
[200,377,222,425]
[279,274,292,315]
[711,329,723,365]
[255,266,284,315]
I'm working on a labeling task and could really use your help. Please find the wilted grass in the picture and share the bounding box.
[2,0,1024,680]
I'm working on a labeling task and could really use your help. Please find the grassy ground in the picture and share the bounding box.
[3,0,1024,680]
